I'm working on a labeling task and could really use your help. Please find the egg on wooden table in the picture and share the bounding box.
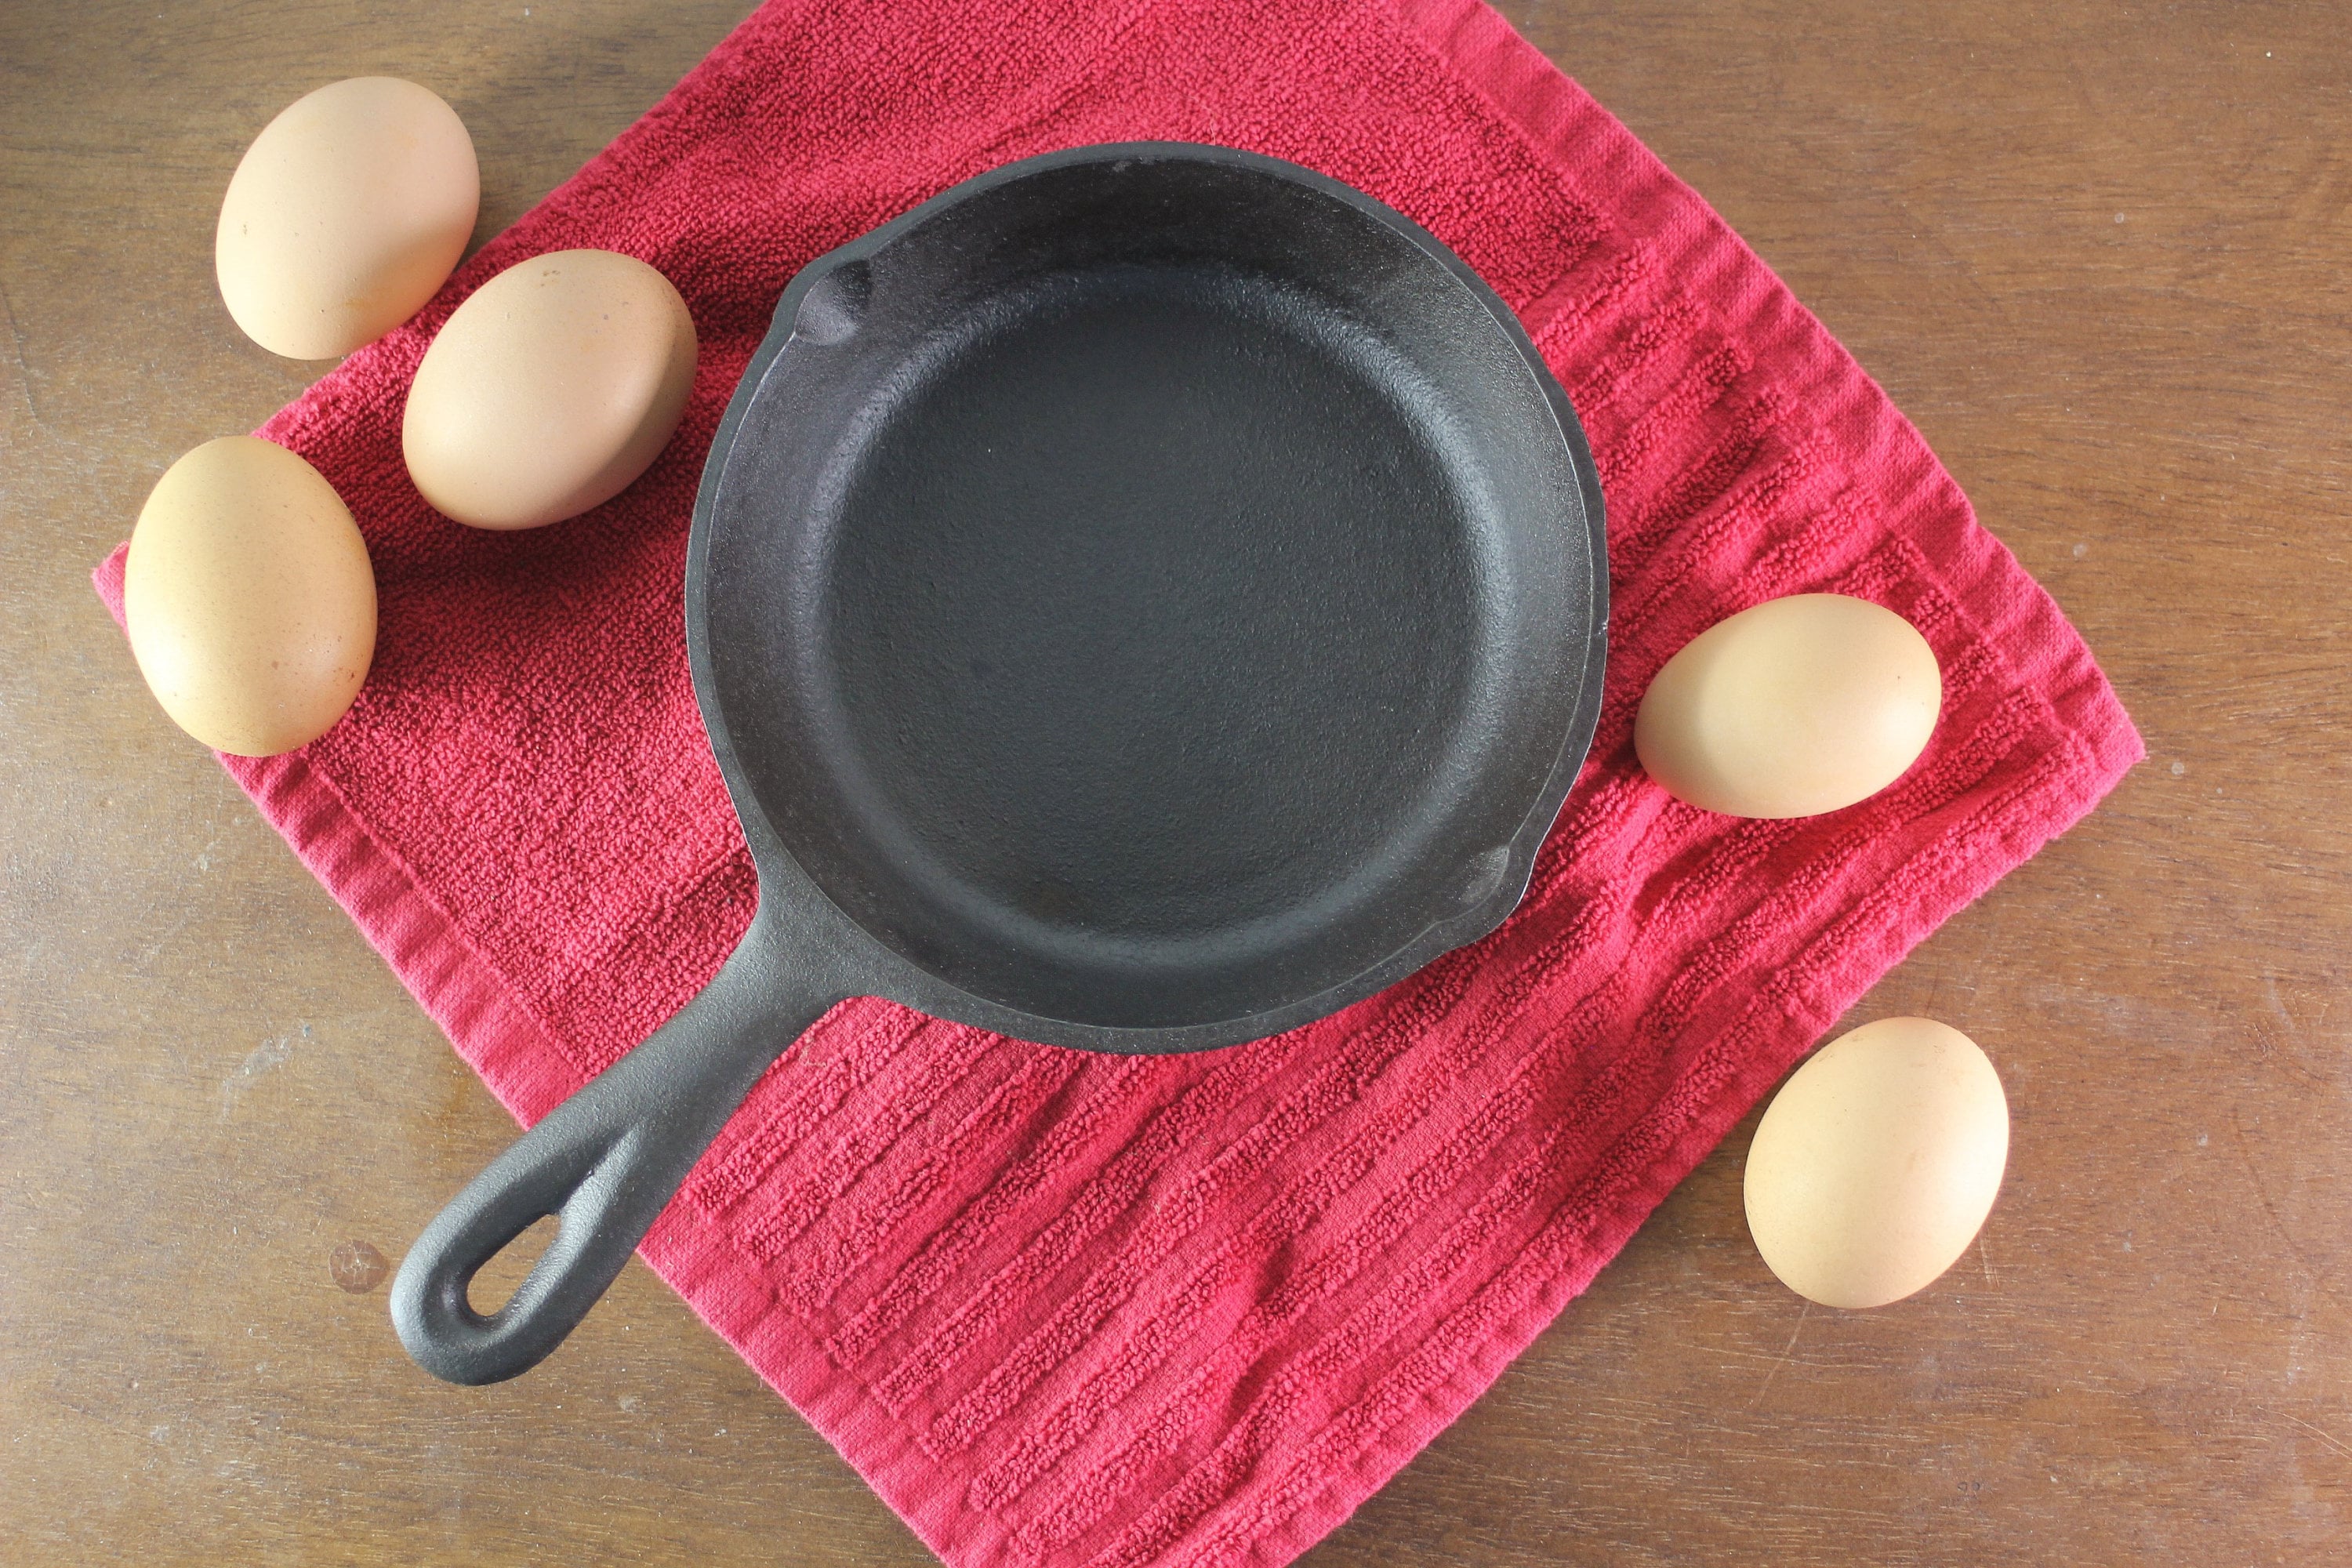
[401,249,699,531]
[124,437,376,757]
[216,77,479,359]
[1742,1016,2010,1309]
[1635,593,1941,818]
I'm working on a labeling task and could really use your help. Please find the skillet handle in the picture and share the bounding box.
[390,906,840,1385]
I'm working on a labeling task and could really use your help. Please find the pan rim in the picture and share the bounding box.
[686,140,1609,1054]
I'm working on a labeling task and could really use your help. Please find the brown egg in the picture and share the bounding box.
[124,437,376,757]
[1634,593,1941,818]
[216,77,479,359]
[401,249,699,530]
[1743,1017,2009,1309]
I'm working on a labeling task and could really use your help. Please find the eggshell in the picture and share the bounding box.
[216,77,479,359]
[1743,1016,2009,1309]
[1634,593,1941,818]
[401,249,699,530]
[124,437,376,757]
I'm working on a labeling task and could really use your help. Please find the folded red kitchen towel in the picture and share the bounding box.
[96,0,2142,1563]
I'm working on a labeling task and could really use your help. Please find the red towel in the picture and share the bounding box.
[96,1,2142,1563]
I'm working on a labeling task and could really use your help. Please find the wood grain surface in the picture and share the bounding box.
[2,2,2342,1563]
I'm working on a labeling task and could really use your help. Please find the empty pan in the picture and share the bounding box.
[390,142,1607,1385]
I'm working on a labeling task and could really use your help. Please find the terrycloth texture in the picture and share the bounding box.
[96,1,2142,1563]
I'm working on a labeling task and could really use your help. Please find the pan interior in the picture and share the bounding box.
[706,153,1593,1030]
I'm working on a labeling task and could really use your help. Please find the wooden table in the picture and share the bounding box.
[3,2,2341,1561]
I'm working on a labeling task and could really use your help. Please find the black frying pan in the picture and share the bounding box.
[390,143,1607,1385]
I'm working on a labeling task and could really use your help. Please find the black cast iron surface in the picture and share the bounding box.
[392,142,1608,1385]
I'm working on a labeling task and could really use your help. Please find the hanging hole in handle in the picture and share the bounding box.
[466,1214,562,1317]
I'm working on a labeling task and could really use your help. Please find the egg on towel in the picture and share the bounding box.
[401,249,699,531]
[1635,593,1941,818]
[216,77,479,359]
[124,437,376,757]
[1742,1016,2010,1309]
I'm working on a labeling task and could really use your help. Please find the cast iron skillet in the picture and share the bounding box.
[390,143,1607,1385]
